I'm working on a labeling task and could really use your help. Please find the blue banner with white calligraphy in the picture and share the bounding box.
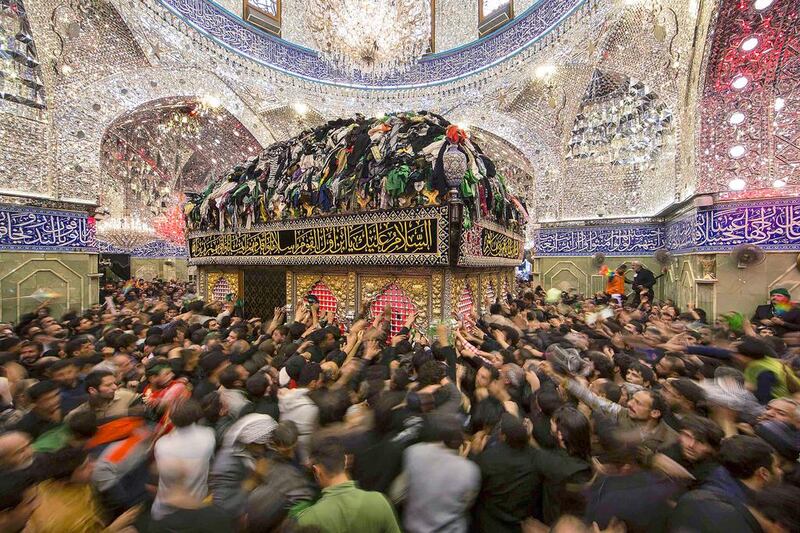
[534,224,664,256]
[695,199,800,251]
[534,198,800,256]
[0,204,95,252]
[664,215,696,254]
[97,239,188,258]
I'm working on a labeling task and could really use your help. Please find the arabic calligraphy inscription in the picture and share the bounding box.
[0,205,95,251]
[189,218,437,259]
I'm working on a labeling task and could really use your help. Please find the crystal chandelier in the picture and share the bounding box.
[97,214,157,250]
[158,106,202,138]
[306,0,431,77]
[157,98,220,139]
[566,78,674,168]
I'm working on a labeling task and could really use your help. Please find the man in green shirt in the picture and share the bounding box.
[294,436,401,533]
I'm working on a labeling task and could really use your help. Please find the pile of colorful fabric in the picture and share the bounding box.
[184,111,528,232]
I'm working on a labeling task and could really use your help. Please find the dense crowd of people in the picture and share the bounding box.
[0,274,798,533]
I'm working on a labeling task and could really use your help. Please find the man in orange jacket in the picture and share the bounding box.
[605,264,628,305]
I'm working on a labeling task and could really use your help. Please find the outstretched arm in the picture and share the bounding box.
[563,378,624,420]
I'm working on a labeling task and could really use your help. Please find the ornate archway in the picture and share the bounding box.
[52,66,274,203]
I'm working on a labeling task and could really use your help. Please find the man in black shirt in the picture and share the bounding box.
[246,372,280,421]
[752,288,800,336]
[660,414,724,485]
[13,380,61,440]
[472,414,540,532]
[51,359,87,416]
[628,261,659,307]
[192,350,229,401]
[669,435,782,532]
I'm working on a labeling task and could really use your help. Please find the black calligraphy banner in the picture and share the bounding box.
[457,223,524,267]
[480,227,523,260]
[189,218,438,260]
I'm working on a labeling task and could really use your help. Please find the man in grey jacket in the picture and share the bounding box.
[561,374,677,454]
[152,399,216,520]
[400,413,480,533]
[278,362,321,463]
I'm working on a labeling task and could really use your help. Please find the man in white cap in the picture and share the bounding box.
[209,413,278,516]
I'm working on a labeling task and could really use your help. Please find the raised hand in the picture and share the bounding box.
[405,310,418,328]
[391,334,408,347]
[364,339,381,360]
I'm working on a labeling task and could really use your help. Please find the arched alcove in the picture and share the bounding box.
[51,66,274,202]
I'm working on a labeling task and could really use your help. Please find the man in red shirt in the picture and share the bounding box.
[142,359,190,435]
